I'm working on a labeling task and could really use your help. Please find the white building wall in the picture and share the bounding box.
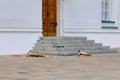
[0,0,42,55]
[0,0,42,29]
[63,0,101,31]
[112,0,119,26]
[0,32,41,55]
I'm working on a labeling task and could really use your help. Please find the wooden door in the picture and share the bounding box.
[42,0,57,36]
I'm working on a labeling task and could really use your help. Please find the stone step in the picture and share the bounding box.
[37,40,83,44]
[53,43,103,47]
[37,40,82,44]
[32,48,117,56]
[106,49,118,53]
[34,43,103,48]
[32,47,112,54]
[33,45,110,51]
[31,50,60,55]
[33,49,111,54]
[33,44,105,53]
[37,40,95,44]
[82,49,117,54]
[34,44,53,47]
[33,47,57,51]
[31,37,118,56]
[56,46,110,51]
[59,49,117,55]
[40,37,87,40]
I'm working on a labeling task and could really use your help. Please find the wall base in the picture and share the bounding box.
[0,32,42,55]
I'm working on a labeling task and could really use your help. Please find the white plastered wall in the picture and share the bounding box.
[62,0,101,31]
[0,0,42,55]
[0,0,42,29]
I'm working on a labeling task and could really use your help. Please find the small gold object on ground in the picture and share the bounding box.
[27,52,45,57]
[77,50,91,56]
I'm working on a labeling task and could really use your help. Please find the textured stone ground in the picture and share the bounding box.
[0,52,120,80]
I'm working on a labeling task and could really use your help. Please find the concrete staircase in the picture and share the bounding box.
[31,37,117,56]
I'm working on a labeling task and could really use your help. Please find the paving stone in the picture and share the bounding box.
[0,52,120,80]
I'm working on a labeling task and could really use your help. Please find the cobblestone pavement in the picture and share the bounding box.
[0,52,120,80]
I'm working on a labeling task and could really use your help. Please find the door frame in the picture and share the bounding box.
[56,0,64,36]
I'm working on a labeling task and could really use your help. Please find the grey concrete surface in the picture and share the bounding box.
[0,52,120,80]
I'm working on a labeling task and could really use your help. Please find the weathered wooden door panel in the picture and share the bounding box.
[42,0,57,36]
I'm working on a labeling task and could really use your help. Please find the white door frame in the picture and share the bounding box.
[57,0,64,36]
